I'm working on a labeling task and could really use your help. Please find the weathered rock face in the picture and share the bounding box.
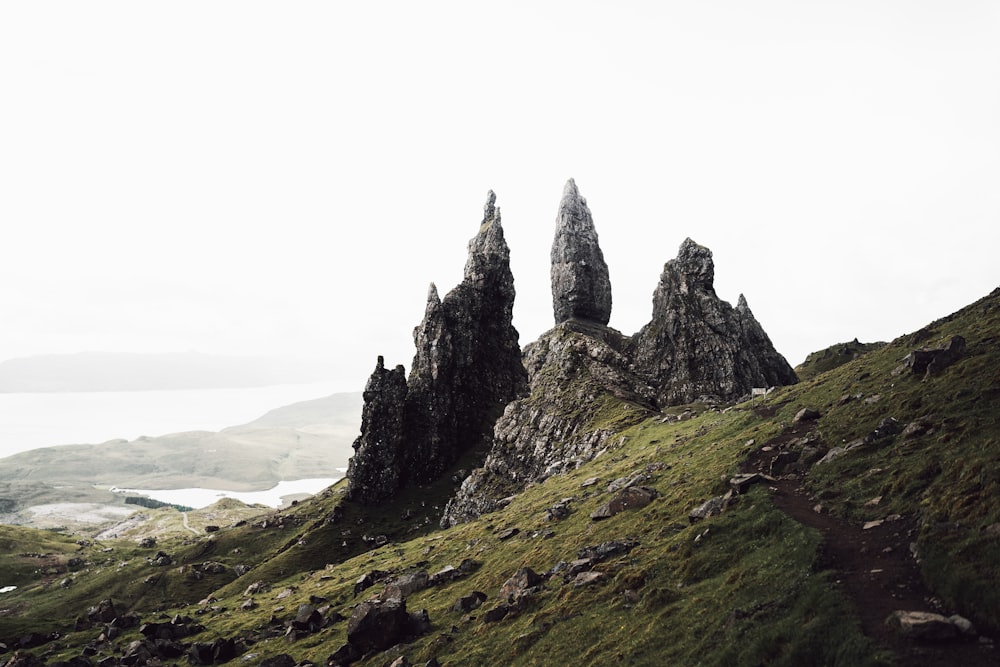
[440,320,655,527]
[551,179,612,325]
[404,192,528,483]
[443,194,797,527]
[346,357,408,504]
[347,192,528,504]
[630,238,798,405]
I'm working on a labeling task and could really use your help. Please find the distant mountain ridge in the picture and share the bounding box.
[0,351,340,392]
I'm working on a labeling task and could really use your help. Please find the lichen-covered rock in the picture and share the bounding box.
[551,179,612,325]
[630,238,798,405]
[346,191,527,504]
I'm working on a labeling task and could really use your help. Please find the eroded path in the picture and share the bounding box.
[181,512,200,536]
[744,426,995,666]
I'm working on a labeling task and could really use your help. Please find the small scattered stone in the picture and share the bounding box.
[496,527,520,541]
[590,486,658,520]
[886,610,959,640]
[572,571,604,587]
[689,496,728,523]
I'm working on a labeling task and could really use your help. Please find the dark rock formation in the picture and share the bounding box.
[630,238,798,405]
[345,357,408,505]
[551,179,612,325]
[444,198,796,528]
[440,321,656,527]
[343,597,429,656]
[347,191,528,504]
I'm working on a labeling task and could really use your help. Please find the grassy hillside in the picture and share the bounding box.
[1,289,998,665]
[794,338,887,380]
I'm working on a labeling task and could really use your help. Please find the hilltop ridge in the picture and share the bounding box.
[0,185,997,667]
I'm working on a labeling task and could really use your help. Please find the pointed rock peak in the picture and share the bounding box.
[563,177,579,198]
[376,355,385,370]
[559,178,590,221]
[465,192,511,282]
[736,294,751,315]
[672,238,715,291]
[483,190,499,224]
[427,282,440,305]
[551,179,612,325]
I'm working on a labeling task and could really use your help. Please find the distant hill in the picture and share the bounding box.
[0,351,341,392]
[0,391,362,526]
[0,391,361,490]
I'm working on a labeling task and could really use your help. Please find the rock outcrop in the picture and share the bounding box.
[550,179,612,325]
[443,189,797,526]
[630,238,798,405]
[347,192,528,504]
[344,357,408,505]
[441,320,655,526]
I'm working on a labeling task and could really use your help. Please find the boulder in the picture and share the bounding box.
[86,599,117,624]
[689,495,728,523]
[383,571,429,602]
[577,540,638,563]
[291,604,324,633]
[499,567,544,602]
[353,570,389,598]
[896,335,966,377]
[793,408,821,423]
[886,610,959,640]
[451,591,488,613]
[865,417,901,443]
[590,486,657,520]
[730,473,769,494]
[346,599,412,654]
[572,571,605,587]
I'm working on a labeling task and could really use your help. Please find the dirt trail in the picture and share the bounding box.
[745,425,995,666]
[181,512,199,536]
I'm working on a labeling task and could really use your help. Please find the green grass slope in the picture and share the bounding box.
[794,338,887,380]
[2,288,998,666]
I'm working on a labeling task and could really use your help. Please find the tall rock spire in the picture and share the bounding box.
[550,179,612,325]
[347,190,528,504]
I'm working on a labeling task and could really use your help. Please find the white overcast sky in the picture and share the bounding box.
[1,1,998,392]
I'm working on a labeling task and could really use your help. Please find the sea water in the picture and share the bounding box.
[112,475,346,509]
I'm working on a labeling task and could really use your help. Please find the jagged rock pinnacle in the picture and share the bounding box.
[483,189,497,222]
[347,189,528,504]
[465,190,510,287]
[631,238,797,405]
[550,179,612,325]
